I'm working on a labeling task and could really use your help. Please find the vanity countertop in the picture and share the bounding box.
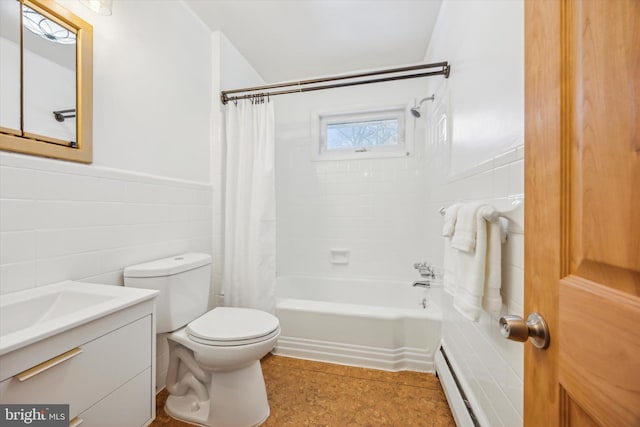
[0,281,158,356]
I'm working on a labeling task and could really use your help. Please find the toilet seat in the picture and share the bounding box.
[186,307,280,347]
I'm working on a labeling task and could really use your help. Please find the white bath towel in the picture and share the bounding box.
[442,203,462,237]
[449,206,506,321]
[450,203,484,252]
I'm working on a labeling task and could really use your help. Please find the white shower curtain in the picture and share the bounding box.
[222,99,276,313]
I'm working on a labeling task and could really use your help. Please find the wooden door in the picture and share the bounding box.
[524,0,640,426]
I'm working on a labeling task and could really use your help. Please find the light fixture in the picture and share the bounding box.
[79,0,112,16]
[22,5,76,45]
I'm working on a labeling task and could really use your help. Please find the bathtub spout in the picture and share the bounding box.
[412,281,431,288]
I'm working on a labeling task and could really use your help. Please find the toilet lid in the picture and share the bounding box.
[186,307,280,344]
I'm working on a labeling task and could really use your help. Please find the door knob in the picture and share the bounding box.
[499,313,550,349]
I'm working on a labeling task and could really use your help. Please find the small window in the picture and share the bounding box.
[312,106,412,160]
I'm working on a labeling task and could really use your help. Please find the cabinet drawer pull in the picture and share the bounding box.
[69,417,83,427]
[14,347,83,382]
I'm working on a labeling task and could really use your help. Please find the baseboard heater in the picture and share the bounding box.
[435,346,481,427]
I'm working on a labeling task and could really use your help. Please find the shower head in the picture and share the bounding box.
[410,94,436,118]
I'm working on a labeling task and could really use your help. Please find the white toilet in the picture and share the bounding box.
[124,253,280,427]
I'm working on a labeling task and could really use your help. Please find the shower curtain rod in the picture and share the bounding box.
[220,61,450,105]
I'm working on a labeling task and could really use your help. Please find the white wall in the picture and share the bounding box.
[218,32,264,92]
[275,79,430,281]
[427,0,524,178]
[423,1,525,426]
[56,0,212,183]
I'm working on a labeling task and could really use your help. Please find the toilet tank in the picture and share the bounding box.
[124,253,212,333]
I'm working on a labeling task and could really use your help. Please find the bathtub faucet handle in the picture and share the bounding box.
[412,281,431,289]
[414,262,436,279]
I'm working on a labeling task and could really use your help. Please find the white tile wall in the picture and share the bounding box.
[422,1,525,425]
[275,81,431,282]
[276,135,430,280]
[0,152,213,295]
[0,152,213,391]
[422,136,525,427]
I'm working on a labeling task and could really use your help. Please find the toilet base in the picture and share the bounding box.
[165,361,271,427]
[165,393,210,426]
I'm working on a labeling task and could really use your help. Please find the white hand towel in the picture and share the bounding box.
[482,216,508,318]
[450,203,485,252]
[451,206,504,321]
[442,203,462,237]
[452,209,488,321]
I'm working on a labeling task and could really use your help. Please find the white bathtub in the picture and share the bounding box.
[273,276,442,372]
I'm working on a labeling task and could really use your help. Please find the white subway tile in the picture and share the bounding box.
[36,226,132,259]
[492,164,510,198]
[1,165,212,294]
[35,171,100,201]
[493,147,518,168]
[0,199,36,231]
[90,177,129,202]
[451,312,523,419]
[508,159,524,196]
[37,171,127,203]
[82,270,123,286]
[126,182,170,204]
[463,170,495,200]
[37,252,106,284]
[0,231,35,264]
[0,261,37,294]
[503,266,524,306]
[508,299,524,317]
[505,233,524,269]
[0,166,36,200]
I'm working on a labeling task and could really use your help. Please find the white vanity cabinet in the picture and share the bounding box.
[0,297,157,427]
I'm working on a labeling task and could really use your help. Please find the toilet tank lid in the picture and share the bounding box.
[124,253,211,278]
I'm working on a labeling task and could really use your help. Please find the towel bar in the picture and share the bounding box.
[438,201,522,243]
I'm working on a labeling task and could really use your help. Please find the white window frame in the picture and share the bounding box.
[311,104,414,161]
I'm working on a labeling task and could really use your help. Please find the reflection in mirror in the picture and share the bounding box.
[0,0,21,134]
[0,0,93,163]
[22,3,77,145]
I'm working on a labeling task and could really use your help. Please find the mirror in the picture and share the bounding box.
[23,3,77,145]
[0,0,93,163]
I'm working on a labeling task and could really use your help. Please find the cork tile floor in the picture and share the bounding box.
[151,354,455,427]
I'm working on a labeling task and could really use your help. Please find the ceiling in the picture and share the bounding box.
[183,0,443,83]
